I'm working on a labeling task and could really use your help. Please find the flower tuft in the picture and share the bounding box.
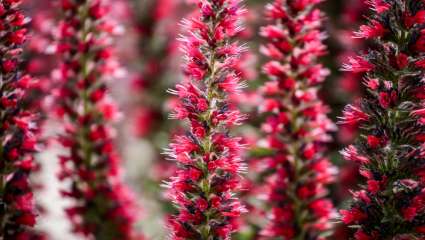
[340,0,425,238]
[165,1,248,239]
[0,0,40,238]
[257,0,337,239]
[53,1,143,239]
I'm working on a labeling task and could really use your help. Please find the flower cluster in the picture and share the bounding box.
[340,0,425,239]
[0,0,39,238]
[53,0,142,239]
[165,0,248,239]
[257,0,337,238]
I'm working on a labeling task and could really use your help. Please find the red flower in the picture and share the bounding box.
[341,145,370,164]
[366,135,381,148]
[416,59,425,69]
[367,0,390,14]
[257,0,336,238]
[340,0,425,238]
[342,56,375,73]
[310,199,335,218]
[53,1,143,239]
[340,208,367,224]
[0,0,40,237]
[2,59,17,72]
[339,104,369,125]
[165,1,247,239]
[355,20,386,39]
[396,53,409,69]
[378,91,394,108]
[403,207,418,221]
[15,212,36,227]
[366,180,381,194]
[352,190,371,204]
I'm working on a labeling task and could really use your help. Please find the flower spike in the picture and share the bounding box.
[165,0,248,239]
[340,0,425,239]
[0,0,40,238]
[257,0,337,239]
[53,0,143,239]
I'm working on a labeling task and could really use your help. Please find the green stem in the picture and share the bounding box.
[79,3,93,169]
[281,36,309,240]
[197,13,221,240]
[289,115,307,240]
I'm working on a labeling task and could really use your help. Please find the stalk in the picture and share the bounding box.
[339,0,425,239]
[258,0,337,239]
[165,0,248,239]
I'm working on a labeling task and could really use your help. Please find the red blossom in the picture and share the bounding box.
[355,20,386,39]
[366,135,382,148]
[257,0,336,238]
[340,208,367,224]
[340,0,425,238]
[342,56,375,73]
[0,0,39,238]
[339,104,369,125]
[341,145,370,164]
[165,1,247,239]
[53,1,143,239]
[366,0,390,14]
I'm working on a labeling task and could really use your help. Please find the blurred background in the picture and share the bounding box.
[23,0,368,239]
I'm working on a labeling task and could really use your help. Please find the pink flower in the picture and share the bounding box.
[54,1,142,239]
[260,25,287,39]
[257,0,336,238]
[352,190,372,204]
[262,61,287,77]
[341,145,370,164]
[366,0,390,14]
[265,0,287,19]
[355,20,386,39]
[310,199,335,218]
[339,104,369,125]
[365,77,380,90]
[416,59,425,69]
[342,56,375,73]
[165,1,247,239]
